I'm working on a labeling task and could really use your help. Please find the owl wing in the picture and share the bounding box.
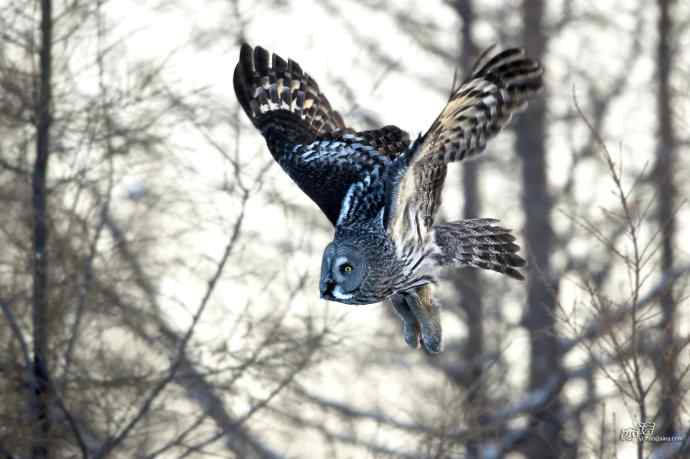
[234,44,410,225]
[385,47,543,242]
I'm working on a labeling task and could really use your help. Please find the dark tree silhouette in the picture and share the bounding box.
[654,0,679,441]
[31,1,53,457]
[448,2,486,458]
[515,1,563,457]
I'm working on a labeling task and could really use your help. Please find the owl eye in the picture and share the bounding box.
[341,263,353,274]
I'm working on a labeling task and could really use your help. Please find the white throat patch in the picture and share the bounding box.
[332,285,353,300]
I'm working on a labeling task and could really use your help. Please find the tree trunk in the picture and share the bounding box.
[450,1,484,457]
[31,1,53,458]
[515,1,563,457]
[654,0,678,439]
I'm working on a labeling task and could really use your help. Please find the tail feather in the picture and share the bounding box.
[433,218,526,280]
[233,43,347,144]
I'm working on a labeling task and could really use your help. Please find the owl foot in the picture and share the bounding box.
[390,293,421,349]
[390,286,443,353]
[407,285,443,354]
[402,320,421,349]
[420,331,442,354]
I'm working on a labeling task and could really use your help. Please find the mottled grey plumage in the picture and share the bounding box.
[234,43,543,353]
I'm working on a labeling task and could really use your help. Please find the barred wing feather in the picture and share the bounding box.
[386,47,543,241]
[234,44,410,225]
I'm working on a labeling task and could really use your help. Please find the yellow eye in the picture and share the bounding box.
[342,264,353,273]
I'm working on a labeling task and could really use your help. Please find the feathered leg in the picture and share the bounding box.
[390,293,420,349]
[405,285,442,354]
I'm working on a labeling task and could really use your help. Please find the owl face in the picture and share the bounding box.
[319,242,368,304]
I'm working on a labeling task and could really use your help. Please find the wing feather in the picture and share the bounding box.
[433,219,526,280]
[234,44,410,225]
[386,47,543,241]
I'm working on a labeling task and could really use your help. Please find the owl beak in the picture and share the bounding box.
[320,276,335,300]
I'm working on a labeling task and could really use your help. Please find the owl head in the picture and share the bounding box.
[319,227,396,305]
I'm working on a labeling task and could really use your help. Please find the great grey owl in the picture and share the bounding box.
[234,43,542,353]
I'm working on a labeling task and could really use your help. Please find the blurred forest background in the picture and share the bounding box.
[1,0,689,458]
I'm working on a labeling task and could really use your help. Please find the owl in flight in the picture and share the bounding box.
[234,43,542,353]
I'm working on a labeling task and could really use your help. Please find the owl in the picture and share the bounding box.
[234,43,542,353]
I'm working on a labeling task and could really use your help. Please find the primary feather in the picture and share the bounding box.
[233,44,409,225]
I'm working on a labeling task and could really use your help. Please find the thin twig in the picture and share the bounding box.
[561,264,690,354]
[93,193,249,458]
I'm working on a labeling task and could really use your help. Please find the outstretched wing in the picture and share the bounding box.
[386,47,543,241]
[234,44,410,225]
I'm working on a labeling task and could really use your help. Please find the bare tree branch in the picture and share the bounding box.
[561,264,690,354]
[292,384,440,436]
[93,193,249,458]
[30,1,53,457]
[267,405,420,459]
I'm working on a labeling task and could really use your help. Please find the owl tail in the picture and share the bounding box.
[432,218,526,280]
[233,44,347,144]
